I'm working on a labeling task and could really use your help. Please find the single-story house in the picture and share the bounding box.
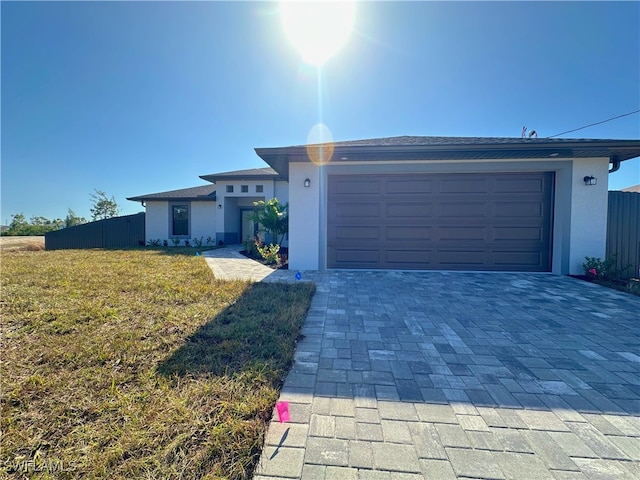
[128,136,640,275]
[128,167,288,246]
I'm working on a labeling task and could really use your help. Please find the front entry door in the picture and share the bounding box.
[241,210,258,243]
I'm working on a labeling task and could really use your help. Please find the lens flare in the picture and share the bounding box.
[306,123,334,165]
[280,1,356,66]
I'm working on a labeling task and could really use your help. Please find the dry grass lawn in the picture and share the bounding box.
[0,236,45,252]
[1,248,315,479]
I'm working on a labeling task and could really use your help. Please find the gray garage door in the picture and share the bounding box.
[327,172,554,271]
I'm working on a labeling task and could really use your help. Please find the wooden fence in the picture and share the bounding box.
[45,213,145,250]
[607,191,640,279]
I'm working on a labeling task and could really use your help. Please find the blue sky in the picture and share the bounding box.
[2,1,639,222]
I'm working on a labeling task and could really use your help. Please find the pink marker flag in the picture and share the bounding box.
[276,401,290,423]
[588,268,597,276]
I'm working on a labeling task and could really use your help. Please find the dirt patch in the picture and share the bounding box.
[240,247,289,270]
[0,236,45,252]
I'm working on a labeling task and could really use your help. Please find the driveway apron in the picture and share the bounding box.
[203,250,640,479]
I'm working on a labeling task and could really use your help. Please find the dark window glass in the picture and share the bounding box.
[172,205,188,236]
[241,185,249,193]
[226,185,234,193]
[256,185,264,193]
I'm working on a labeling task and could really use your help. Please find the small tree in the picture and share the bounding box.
[6,213,29,235]
[4,213,62,235]
[64,209,87,227]
[252,198,288,245]
[90,190,119,221]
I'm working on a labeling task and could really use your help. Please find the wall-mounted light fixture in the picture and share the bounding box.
[304,178,311,188]
[218,204,223,209]
[583,175,597,186]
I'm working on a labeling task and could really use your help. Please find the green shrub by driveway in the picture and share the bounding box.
[1,249,315,479]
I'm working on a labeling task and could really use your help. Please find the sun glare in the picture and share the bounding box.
[306,123,334,165]
[280,1,356,66]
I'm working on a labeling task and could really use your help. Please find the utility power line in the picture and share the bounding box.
[547,109,640,138]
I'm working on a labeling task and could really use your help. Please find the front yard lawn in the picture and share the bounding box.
[1,249,315,479]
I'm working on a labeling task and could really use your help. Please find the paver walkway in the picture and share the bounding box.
[204,247,640,479]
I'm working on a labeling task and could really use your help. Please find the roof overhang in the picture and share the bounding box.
[199,173,284,183]
[255,139,640,180]
[126,185,217,203]
[126,195,217,202]
[199,167,285,183]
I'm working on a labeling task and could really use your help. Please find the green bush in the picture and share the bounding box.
[243,236,260,259]
[252,198,288,246]
[256,242,281,265]
[582,256,622,281]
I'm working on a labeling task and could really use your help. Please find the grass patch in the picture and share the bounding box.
[0,235,44,252]
[1,249,315,479]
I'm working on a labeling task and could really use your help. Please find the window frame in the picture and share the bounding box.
[170,203,190,237]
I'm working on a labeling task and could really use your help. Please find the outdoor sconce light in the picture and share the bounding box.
[218,204,222,209]
[583,176,597,186]
[304,178,311,188]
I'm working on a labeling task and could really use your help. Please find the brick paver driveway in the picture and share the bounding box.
[255,272,640,480]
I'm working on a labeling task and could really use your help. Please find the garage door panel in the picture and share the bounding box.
[494,202,543,218]
[386,226,432,241]
[493,251,543,267]
[439,177,489,194]
[332,226,380,241]
[332,248,380,265]
[438,226,488,241]
[386,179,433,194]
[331,178,381,195]
[327,172,553,271]
[386,249,433,266]
[493,226,544,241]
[386,202,432,218]
[439,202,488,217]
[438,250,487,266]
[335,203,380,218]
[494,177,545,193]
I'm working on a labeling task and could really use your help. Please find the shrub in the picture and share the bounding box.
[256,242,281,265]
[171,238,181,246]
[252,198,288,246]
[206,236,215,246]
[243,236,261,260]
[582,256,624,281]
[193,236,204,247]
[147,239,162,247]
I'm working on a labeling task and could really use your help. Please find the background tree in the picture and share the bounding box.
[90,190,119,221]
[64,209,87,227]
[252,198,288,245]
[30,216,63,230]
[6,213,29,235]
[3,213,62,236]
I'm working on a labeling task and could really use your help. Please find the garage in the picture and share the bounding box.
[327,172,554,271]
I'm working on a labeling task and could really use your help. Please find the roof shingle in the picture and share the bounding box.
[127,184,216,202]
[200,167,282,183]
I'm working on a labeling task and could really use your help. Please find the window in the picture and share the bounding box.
[226,185,234,193]
[241,185,249,193]
[256,185,264,193]
[172,205,189,236]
